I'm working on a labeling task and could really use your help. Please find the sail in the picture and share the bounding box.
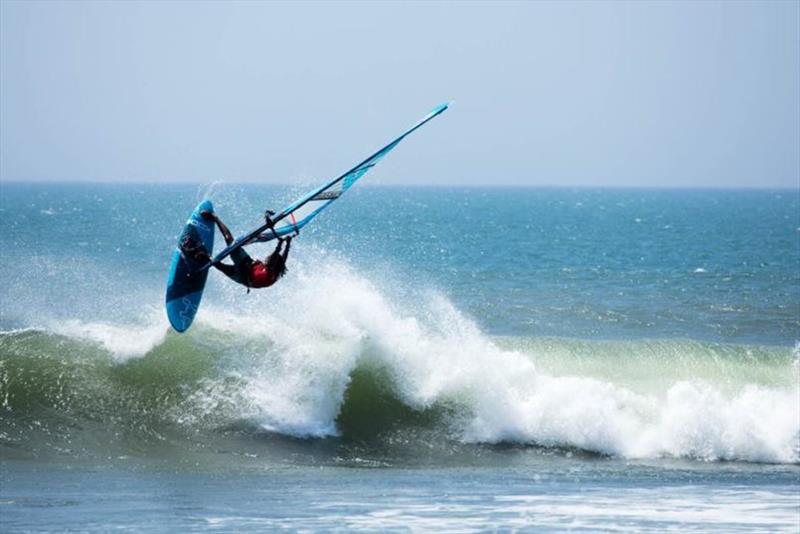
[255,138,401,242]
[204,102,450,268]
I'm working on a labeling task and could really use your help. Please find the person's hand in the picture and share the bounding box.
[200,210,214,221]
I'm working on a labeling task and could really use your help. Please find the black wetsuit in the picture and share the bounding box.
[215,247,254,286]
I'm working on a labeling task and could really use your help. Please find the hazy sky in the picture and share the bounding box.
[1,1,798,187]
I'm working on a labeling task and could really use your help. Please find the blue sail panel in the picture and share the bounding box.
[210,102,450,258]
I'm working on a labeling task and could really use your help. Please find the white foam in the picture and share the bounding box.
[185,256,799,463]
[50,315,168,362]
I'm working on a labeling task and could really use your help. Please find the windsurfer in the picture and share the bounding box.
[200,211,290,289]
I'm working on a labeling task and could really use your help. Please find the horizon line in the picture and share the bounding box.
[1,179,798,191]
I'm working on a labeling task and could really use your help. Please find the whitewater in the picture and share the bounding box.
[5,254,797,465]
[6,261,800,463]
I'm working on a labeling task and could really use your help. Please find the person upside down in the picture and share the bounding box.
[199,210,290,289]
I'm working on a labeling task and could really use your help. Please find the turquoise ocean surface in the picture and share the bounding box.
[1,183,798,531]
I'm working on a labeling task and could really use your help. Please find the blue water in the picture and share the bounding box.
[1,183,798,531]
[3,183,798,342]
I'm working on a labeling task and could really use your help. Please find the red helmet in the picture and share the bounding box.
[249,262,276,288]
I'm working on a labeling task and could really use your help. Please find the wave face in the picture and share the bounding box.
[2,258,798,465]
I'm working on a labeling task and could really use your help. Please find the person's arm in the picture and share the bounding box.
[282,237,291,260]
[202,211,235,245]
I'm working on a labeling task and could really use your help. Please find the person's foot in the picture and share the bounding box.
[187,247,210,264]
[180,234,210,263]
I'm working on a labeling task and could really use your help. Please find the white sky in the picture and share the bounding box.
[1,0,798,187]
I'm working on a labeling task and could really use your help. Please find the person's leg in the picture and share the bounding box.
[230,248,254,283]
[214,261,239,281]
[212,247,253,286]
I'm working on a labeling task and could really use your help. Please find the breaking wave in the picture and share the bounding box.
[1,259,797,465]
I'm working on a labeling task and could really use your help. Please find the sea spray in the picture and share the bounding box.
[50,316,168,362]
[8,254,789,465]
[2,255,797,463]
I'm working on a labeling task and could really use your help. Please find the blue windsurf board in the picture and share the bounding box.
[165,199,215,332]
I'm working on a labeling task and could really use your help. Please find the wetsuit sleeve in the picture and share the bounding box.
[213,216,235,245]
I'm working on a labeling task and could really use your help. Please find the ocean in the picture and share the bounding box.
[1,182,798,531]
